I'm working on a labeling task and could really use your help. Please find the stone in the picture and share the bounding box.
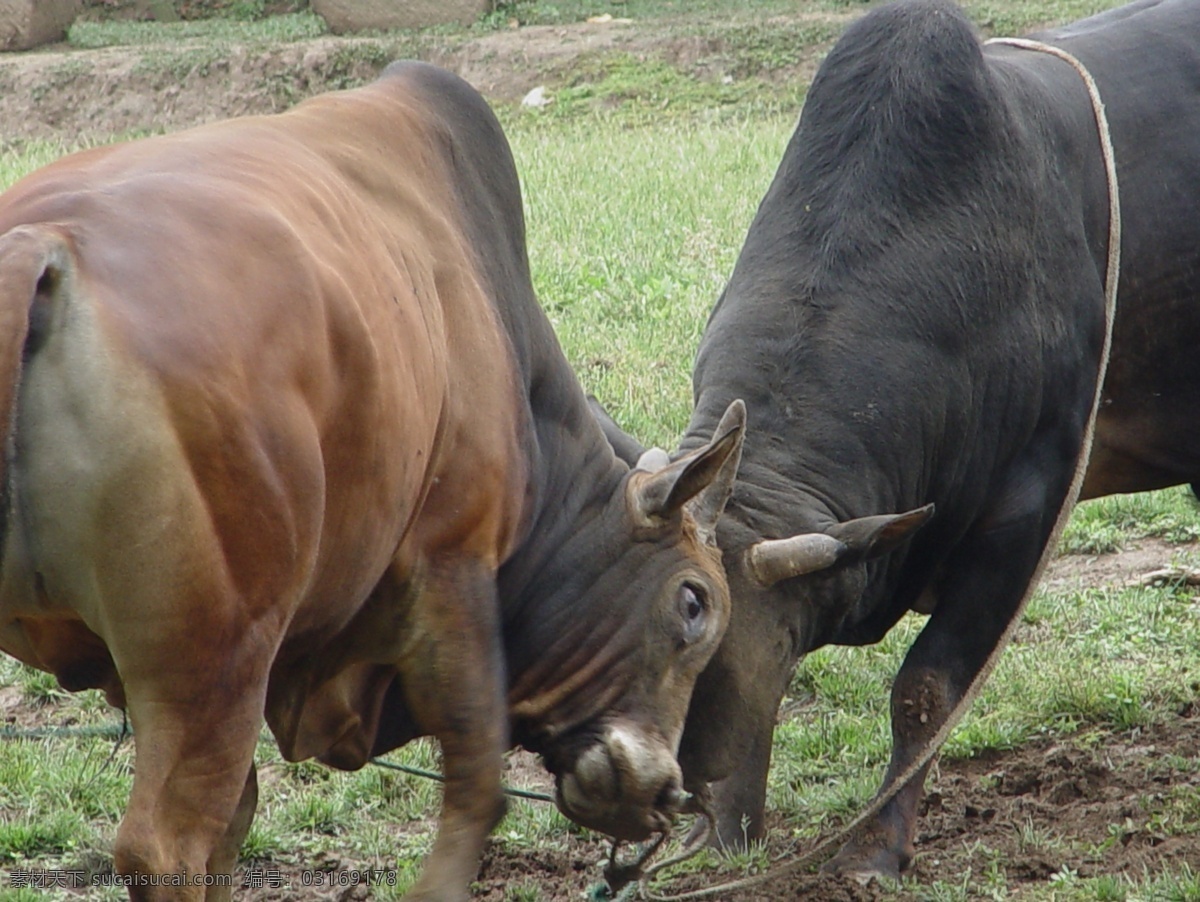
[312,0,493,34]
[0,0,81,52]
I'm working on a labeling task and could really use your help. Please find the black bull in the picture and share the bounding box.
[593,0,1200,881]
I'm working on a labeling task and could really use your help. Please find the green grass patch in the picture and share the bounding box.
[68,12,326,48]
[493,0,809,27]
[962,0,1134,35]
[550,54,767,116]
[1062,487,1200,554]
[510,113,791,446]
[1138,866,1200,902]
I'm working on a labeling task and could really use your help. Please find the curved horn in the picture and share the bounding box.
[746,533,847,586]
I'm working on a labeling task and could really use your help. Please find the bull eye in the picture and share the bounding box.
[678,583,707,643]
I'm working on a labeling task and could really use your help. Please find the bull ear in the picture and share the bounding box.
[827,504,934,558]
[746,504,934,587]
[631,400,745,543]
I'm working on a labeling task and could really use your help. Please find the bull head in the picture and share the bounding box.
[520,400,746,843]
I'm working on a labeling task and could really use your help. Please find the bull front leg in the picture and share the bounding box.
[703,722,774,848]
[824,478,1061,881]
[400,557,509,902]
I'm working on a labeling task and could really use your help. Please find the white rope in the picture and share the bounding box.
[987,38,1122,318]
[634,37,1122,902]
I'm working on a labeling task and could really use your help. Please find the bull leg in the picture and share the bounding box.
[703,721,773,850]
[401,560,508,902]
[824,495,1055,880]
[112,644,269,902]
[204,764,258,902]
[680,603,802,853]
[821,670,945,880]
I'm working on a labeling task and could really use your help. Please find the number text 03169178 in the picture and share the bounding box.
[296,867,400,888]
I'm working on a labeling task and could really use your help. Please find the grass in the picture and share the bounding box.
[512,113,793,446]
[495,0,1126,30]
[1,0,1195,899]
[1062,487,1200,554]
[68,12,327,48]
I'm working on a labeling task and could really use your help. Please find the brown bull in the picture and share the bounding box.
[0,62,745,900]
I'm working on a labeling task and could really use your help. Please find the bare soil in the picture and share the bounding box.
[0,9,849,147]
[3,12,1200,899]
[0,36,409,146]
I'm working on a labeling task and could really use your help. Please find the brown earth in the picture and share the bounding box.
[0,9,848,148]
[3,11,1200,900]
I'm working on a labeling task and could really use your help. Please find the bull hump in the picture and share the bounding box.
[796,0,995,212]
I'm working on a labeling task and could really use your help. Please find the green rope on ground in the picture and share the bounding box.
[588,880,641,901]
[0,723,557,804]
[367,757,556,804]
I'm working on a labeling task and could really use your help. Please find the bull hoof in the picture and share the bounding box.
[821,841,908,883]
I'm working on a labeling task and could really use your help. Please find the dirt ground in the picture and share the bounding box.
[470,540,1200,902]
[224,699,1200,901]
[0,8,849,147]
[3,12,1200,901]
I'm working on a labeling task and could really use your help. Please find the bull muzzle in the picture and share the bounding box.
[554,723,687,841]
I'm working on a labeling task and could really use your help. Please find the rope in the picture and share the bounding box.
[620,36,1123,902]
[0,723,556,802]
[987,38,1122,311]
[367,757,556,804]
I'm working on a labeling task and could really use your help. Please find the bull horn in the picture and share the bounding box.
[746,533,847,586]
[634,447,671,471]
